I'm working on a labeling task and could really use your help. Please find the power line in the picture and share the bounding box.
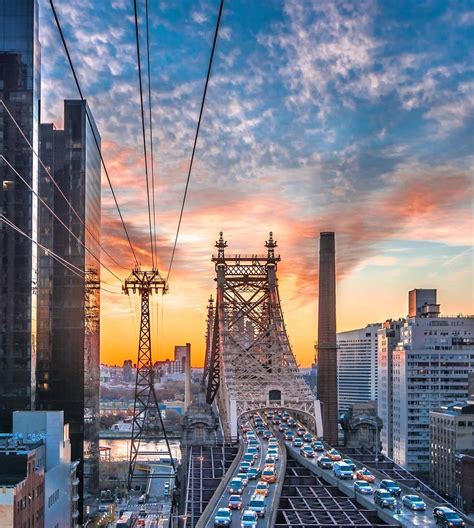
[48,0,140,268]
[133,0,155,268]
[166,0,225,282]
[0,214,85,278]
[145,0,158,271]
[0,99,129,272]
[0,155,123,283]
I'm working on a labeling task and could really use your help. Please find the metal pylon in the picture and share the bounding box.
[123,267,175,490]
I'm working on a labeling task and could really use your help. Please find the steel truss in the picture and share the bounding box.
[123,268,176,490]
[204,233,320,438]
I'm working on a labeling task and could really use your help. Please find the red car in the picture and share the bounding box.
[228,495,243,510]
[355,468,376,483]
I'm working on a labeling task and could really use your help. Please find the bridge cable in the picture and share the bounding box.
[166,0,225,283]
[49,0,140,268]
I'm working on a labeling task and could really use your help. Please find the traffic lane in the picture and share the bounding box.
[283,437,437,528]
[206,422,265,528]
[206,424,281,527]
[148,463,174,499]
[284,417,438,527]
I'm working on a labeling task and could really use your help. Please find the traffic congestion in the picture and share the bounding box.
[208,412,283,528]
[271,409,466,528]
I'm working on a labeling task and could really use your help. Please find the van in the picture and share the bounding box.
[333,461,353,479]
[138,493,146,504]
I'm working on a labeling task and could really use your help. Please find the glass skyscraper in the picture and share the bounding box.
[0,0,41,431]
[38,100,101,516]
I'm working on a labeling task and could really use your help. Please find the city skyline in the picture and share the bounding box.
[37,1,474,367]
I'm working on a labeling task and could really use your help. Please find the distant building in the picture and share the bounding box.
[377,319,404,458]
[0,0,41,433]
[455,451,474,514]
[430,401,474,501]
[392,290,474,475]
[37,100,101,514]
[337,324,380,412]
[0,437,45,528]
[122,360,133,383]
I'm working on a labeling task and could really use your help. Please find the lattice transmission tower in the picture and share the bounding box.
[123,267,176,490]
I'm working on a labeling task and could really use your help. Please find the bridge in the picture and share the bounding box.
[177,234,471,528]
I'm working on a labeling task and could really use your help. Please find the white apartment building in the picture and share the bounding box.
[337,324,380,413]
[377,319,404,458]
[392,290,474,475]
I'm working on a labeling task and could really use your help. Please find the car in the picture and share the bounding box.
[263,430,272,440]
[248,494,266,517]
[342,458,356,471]
[138,494,146,504]
[279,424,288,432]
[281,414,289,422]
[300,445,314,458]
[242,454,255,466]
[136,521,145,527]
[354,480,373,494]
[236,473,248,486]
[228,495,243,510]
[247,468,261,480]
[355,468,376,483]
[247,447,259,458]
[239,462,251,473]
[433,506,465,526]
[228,478,244,495]
[139,507,146,517]
[267,449,279,460]
[380,479,402,496]
[293,438,304,448]
[255,481,269,497]
[317,456,333,470]
[296,427,306,437]
[256,427,266,436]
[260,467,277,483]
[264,456,276,467]
[326,449,342,461]
[284,431,295,441]
[214,507,232,527]
[303,433,313,443]
[248,440,260,450]
[241,509,258,528]
[273,417,281,425]
[312,441,324,452]
[268,442,279,451]
[402,495,426,511]
[374,489,397,509]
[333,461,353,479]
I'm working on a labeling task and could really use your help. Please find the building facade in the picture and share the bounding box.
[392,292,474,475]
[0,0,41,432]
[377,319,404,458]
[337,324,379,413]
[455,451,474,514]
[37,100,101,513]
[430,402,474,500]
[0,436,45,528]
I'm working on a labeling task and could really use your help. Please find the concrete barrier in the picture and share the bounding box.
[269,437,287,527]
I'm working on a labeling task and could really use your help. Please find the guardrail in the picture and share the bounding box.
[269,436,287,527]
[194,439,244,528]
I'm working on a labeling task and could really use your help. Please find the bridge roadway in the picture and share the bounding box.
[203,413,283,528]
[274,415,440,528]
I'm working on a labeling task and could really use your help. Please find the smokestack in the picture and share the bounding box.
[316,232,338,444]
[184,343,192,410]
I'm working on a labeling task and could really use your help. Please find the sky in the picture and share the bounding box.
[39,0,474,367]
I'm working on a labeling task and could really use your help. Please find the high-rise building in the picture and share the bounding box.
[430,401,474,501]
[123,359,133,382]
[37,100,101,514]
[316,232,338,444]
[377,319,404,458]
[392,290,474,475]
[337,324,379,413]
[0,0,41,432]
